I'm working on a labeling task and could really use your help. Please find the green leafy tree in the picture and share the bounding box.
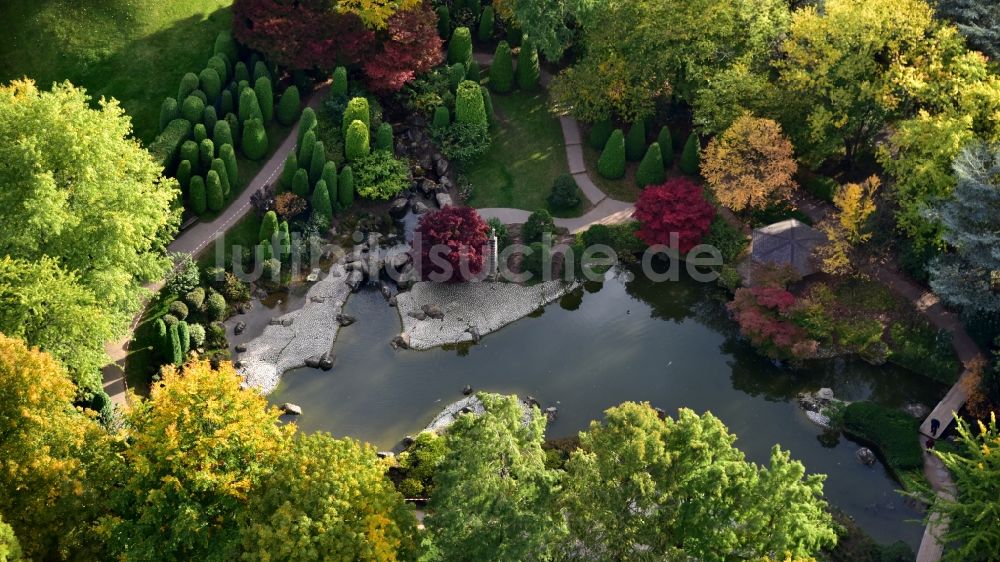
[242,118,268,160]
[190,175,207,215]
[276,84,301,126]
[489,41,514,93]
[679,132,700,176]
[562,403,836,560]
[597,128,626,179]
[332,66,349,98]
[339,165,355,207]
[500,0,577,61]
[342,97,371,132]
[254,77,273,123]
[312,179,334,220]
[309,140,327,185]
[516,38,540,91]
[427,393,565,561]
[455,80,488,126]
[345,120,371,161]
[0,513,21,562]
[448,27,473,66]
[0,80,178,389]
[109,360,292,561]
[636,143,665,188]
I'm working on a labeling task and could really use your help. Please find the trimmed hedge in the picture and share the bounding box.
[297,107,317,146]
[255,77,274,123]
[199,138,215,171]
[478,6,495,42]
[280,152,298,191]
[432,106,451,129]
[843,402,923,472]
[180,140,199,170]
[292,168,310,198]
[656,126,674,167]
[322,161,338,203]
[680,133,700,176]
[332,66,348,98]
[176,160,192,193]
[190,175,207,215]
[489,41,514,93]
[339,165,355,208]
[159,98,179,133]
[449,27,473,66]
[181,95,205,124]
[276,85,301,126]
[625,121,646,162]
[213,120,233,148]
[199,67,222,102]
[455,80,487,126]
[148,118,192,171]
[207,54,229,84]
[342,97,370,132]
[253,60,270,84]
[309,141,326,184]
[177,72,199,103]
[219,144,238,190]
[481,86,494,126]
[206,170,224,211]
[312,179,333,220]
[211,158,231,198]
[203,106,218,136]
[214,31,238,64]
[194,123,208,144]
[466,59,481,81]
[598,129,626,179]
[242,118,268,160]
[436,6,450,39]
[516,38,540,91]
[298,129,316,172]
[239,88,263,124]
[376,122,393,151]
[588,120,614,150]
[345,120,371,161]
[636,143,665,188]
[448,63,466,92]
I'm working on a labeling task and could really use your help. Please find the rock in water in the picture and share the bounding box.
[234,321,246,335]
[281,403,303,416]
[856,447,877,466]
[336,314,357,326]
[817,387,835,401]
[544,406,558,422]
[462,384,473,396]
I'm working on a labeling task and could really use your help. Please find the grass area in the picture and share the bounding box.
[581,142,642,203]
[843,402,924,482]
[1,0,233,144]
[465,89,584,217]
[197,213,262,271]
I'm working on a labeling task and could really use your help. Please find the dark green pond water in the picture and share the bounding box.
[263,267,943,549]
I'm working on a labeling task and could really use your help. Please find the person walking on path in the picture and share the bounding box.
[931,418,941,436]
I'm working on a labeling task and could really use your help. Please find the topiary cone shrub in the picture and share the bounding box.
[448,27,473,66]
[636,143,665,188]
[206,170,224,212]
[339,165,355,208]
[189,175,207,215]
[309,141,326,185]
[657,126,674,167]
[242,118,268,160]
[254,77,273,123]
[298,129,316,172]
[376,122,394,151]
[489,41,514,93]
[276,85,301,126]
[625,121,646,162]
[331,66,348,98]
[312,179,333,221]
[589,120,613,150]
[432,106,451,129]
[516,38,540,91]
[598,129,626,179]
[455,80,488,125]
[342,97,371,131]
[680,132,700,176]
[159,98,179,132]
[478,6,495,42]
[345,120,371,161]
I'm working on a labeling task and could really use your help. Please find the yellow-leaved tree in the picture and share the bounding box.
[338,0,422,29]
[817,176,879,275]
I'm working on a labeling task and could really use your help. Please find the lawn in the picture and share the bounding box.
[465,89,584,217]
[1,0,233,144]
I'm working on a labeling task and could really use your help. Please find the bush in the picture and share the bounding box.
[214,30,238,63]
[436,6,450,38]
[255,77,274,123]
[353,150,410,200]
[309,140,326,184]
[199,68,222,102]
[213,120,233,148]
[588,120,614,150]
[487,217,511,251]
[523,209,556,244]
[177,72,200,104]
[580,222,645,257]
[148,119,192,171]
[489,41,514,93]
[185,287,206,310]
[636,143,665,188]
[176,160,192,192]
[430,121,491,162]
[207,54,229,84]
[194,123,208,144]
[842,402,923,471]
[339,165,355,207]
[223,272,251,303]
[376,122,394,151]
[342,97,371,132]
[345,120,371,161]
[205,291,228,322]
[598,129,626,179]
[481,86,494,125]
[204,107,219,138]
[478,6,495,41]
[466,59,481,81]
[634,178,715,252]
[516,38,540,91]
[166,254,200,295]
[548,174,581,210]
[656,126,674,166]
[221,89,235,116]
[625,121,646,162]
[206,321,227,349]
[190,88,208,105]
[321,161,338,199]
[312,179,334,220]
[211,158,231,198]
[239,88,263,124]
[432,106,451,129]
[298,129,316,172]
[219,144,238,190]
[180,139,199,169]
[888,323,961,384]
[178,320,191,356]
[449,27,473,66]
[188,323,206,348]
[804,174,838,203]
[189,175,207,215]
[448,63,466,92]
[332,66,348,98]
[253,60,270,83]
[292,168,310,198]
[199,138,215,171]
[168,323,183,365]
[276,85,301,126]
[181,95,205,124]
[168,300,190,321]
[702,216,748,264]
[455,80,488,126]
[234,61,250,84]
[206,170,224,212]
[680,132,700,176]
[521,242,548,278]
[159,98,179,132]
[242,118,268,160]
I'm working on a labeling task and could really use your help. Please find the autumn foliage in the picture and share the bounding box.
[363,2,444,93]
[633,178,716,253]
[702,114,798,213]
[727,271,819,361]
[415,207,490,282]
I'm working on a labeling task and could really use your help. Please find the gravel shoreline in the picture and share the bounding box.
[237,264,353,394]
[396,280,577,350]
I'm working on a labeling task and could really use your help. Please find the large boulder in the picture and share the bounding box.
[436,192,453,208]
[856,447,877,466]
[389,198,409,218]
[422,303,445,320]
[281,403,303,415]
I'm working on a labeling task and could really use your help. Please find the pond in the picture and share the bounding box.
[255,266,943,550]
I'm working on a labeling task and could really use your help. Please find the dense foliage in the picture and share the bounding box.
[416,207,490,282]
[364,2,444,94]
[633,178,715,253]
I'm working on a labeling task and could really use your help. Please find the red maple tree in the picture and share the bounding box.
[363,3,444,94]
[728,285,819,361]
[633,178,716,253]
[415,207,490,283]
[233,0,375,70]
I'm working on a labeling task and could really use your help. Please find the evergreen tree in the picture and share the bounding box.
[436,6,451,39]
[432,106,451,129]
[207,54,229,84]
[309,141,326,185]
[339,165,355,208]
[598,129,626,179]
[259,210,279,244]
[656,125,674,167]
[292,168,310,198]
[625,120,646,162]
[177,321,190,357]
[478,6,495,42]
[490,41,514,93]
[206,170,224,211]
[376,122,394,151]
[211,158,231,199]
[342,97,370,131]
[159,98,178,133]
[224,113,240,148]
[680,132,701,176]
[180,140,199,170]
[194,123,208,144]
[238,88,263,124]
[312,179,334,220]
[253,60,270,83]
[234,61,250,84]
[589,120,613,150]
[466,59,481,81]
[219,144,238,190]
[516,38,541,91]
[636,143,665,188]
[297,107,317,146]
[448,63,466,92]
[214,30,239,64]
[937,0,1000,59]
[276,85,301,126]
[189,175,207,215]
[331,66,348,98]
[449,27,473,66]
[213,120,233,148]
[199,138,215,171]
[221,89,234,116]
[241,118,268,160]
[177,72,200,103]
[203,106,218,135]
[254,77,274,123]
[176,159,193,193]
[345,120,371,161]
[455,80,488,125]
[280,152,298,191]
[481,86,494,126]
[298,129,316,173]
[181,95,205,124]
[199,68,222,102]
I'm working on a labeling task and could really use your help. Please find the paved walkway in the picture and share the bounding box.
[100,85,328,406]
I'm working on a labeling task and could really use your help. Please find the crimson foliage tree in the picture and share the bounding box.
[728,285,818,361]
[364,3,444,94]
[233,0,374,70]
[416,207,490,283]
[633,178,715,253]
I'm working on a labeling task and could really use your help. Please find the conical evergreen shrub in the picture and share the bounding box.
[516,38,540,91]
[206,170,224,211]
[189,175,207,215]
[489,41,514,93]
[339,165,355,207]
[680,133,700,176]
[597,129,626,180]
[625,121,646,162]
[636,143,665,188]
[657,126,674,167]
[312,179,333,220]
[449,27,473,66]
